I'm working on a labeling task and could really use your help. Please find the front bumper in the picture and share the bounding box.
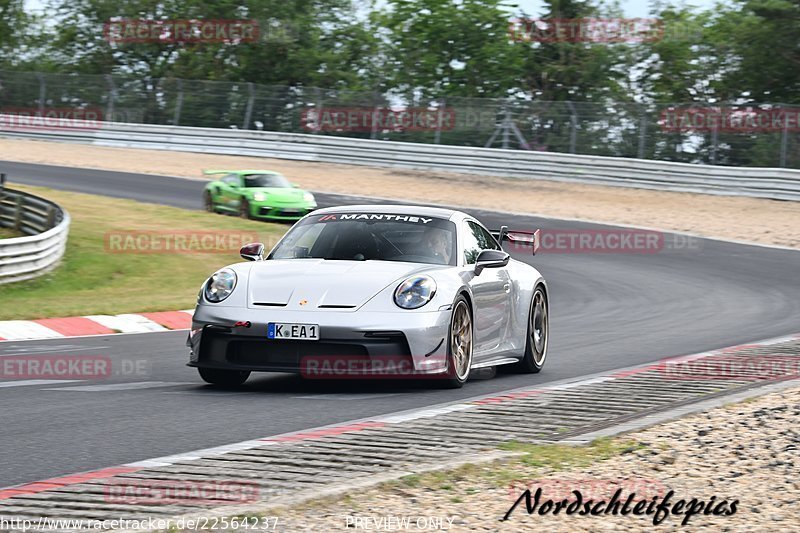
[250,203,316,221]
[187,305,451,375]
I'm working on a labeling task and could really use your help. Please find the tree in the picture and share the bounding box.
[373,0,527,99]
[0,0,33,67]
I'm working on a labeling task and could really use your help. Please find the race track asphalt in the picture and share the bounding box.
[1,160,799,488]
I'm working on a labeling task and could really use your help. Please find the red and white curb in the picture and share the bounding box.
[2,331,799,501]
[0,310,194,341]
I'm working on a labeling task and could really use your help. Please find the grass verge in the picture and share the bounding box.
[0,185,288,320]
[0,227,22,239]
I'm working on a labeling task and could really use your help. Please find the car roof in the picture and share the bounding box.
[312,204,462,220]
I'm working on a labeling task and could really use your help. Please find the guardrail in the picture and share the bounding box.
[2,116,800,201]
[0,183,70,284]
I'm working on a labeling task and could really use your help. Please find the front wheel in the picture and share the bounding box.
[198,367,250,386]
[441,295,473,388]
[513,285,549,373]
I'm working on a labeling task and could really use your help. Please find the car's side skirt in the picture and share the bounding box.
[471,357,522,369]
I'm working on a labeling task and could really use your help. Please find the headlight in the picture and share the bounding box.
[394,275,436,309]
[303,192,315,202]
[253,192,267,202]
[204,268,237,303]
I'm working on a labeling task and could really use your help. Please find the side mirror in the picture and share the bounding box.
[474,249,509,275]
[240,242,264,261]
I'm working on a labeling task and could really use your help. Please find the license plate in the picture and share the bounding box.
[267,322,319,340]
[282,209,301,216]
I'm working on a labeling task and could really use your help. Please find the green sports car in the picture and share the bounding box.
[202,170,317,221]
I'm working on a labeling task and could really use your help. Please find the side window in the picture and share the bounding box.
[462,221,482,264]
[222,174,240,187]
[463,221,500,264]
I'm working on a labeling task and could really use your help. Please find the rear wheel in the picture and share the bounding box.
[198,367,250,386]
[513,285,548,373]
[240,198,252,219]
[203,191,215,212]
[441,295,473,388]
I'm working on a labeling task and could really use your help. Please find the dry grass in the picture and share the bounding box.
[0,184,288,320]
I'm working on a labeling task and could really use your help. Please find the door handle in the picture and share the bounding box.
[503,282,511,293]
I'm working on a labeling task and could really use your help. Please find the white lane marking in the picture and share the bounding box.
[42,381,191,392]
[293,393,400,401]
[124,440,272,468]
[84,314,167,333]
[0,344,103,355]
[376,403,474,424]
[547,376,614,390]
[0,322,63,341]
[0,379,83,388]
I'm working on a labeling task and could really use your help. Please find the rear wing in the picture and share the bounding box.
[490,226,541,255]
[203,170,236,176]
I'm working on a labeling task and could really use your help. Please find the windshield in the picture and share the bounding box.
[269,213,457,265]
[243,173,291,188]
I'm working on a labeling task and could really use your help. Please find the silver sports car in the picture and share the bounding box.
[187,205,549,388]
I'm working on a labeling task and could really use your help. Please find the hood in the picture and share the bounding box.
[246,259,433,310]
[247,187,307,202]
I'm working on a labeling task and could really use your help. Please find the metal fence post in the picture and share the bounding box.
[434,98,445,145]
[638,108,647,159]
[173,79,183,126]
[566,101,578,154]
[36,73,46,114]
[710,122,718,165]
[46,205,56,229]
[371,91,380,140]
[502,106,510,149]
[14,194,23,231]
[242,82,255,130]
[780,110,789,168]
[105,75,116,122]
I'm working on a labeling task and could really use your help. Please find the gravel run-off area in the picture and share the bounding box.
[0,139,798,249]
[264,385,800,532]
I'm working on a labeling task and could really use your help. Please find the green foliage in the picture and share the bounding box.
[2,0,800,167]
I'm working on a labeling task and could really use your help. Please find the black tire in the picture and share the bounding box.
[203,191,215,212]
[240,198,252,219]
[198,367,250,386]
[513,284,549,373]
[439,295,474,389]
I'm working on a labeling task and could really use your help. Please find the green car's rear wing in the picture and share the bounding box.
[203,170,236,176]
[491,226,541,255]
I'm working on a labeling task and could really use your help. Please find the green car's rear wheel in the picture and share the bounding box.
[240,199,252,219]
